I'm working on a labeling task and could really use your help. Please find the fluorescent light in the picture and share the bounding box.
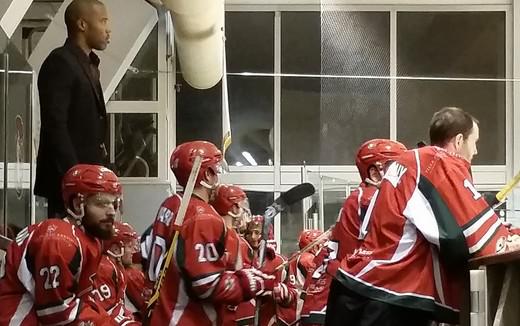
[241,151,257,166]
[235,161,244,166]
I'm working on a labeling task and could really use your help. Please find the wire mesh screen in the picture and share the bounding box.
[319,8,390,164]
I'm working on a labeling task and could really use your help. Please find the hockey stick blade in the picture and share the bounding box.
[277,182,316,207]
[263,183,316,235]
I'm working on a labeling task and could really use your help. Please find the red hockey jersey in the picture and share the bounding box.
[232,251,293,326]
[0,219,113,325]
[146,194,250,325]
[301,183,377,325]
[90,255,139,325]
[337,147,512,323]
[124,266,146,317]
[276,252,316,326]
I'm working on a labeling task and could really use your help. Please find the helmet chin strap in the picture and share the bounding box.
[200,179,219,190]
[67,194,85,224]
[365,178,382,188]
[107,246,124,259]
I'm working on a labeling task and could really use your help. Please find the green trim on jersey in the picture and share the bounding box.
[335,270,459,324]
[418,175,470,265]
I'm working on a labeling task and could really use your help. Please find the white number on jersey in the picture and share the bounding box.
[463,179,482,200]
[195,243,219,262]
[40,265,60,290]
[91,284,112,301]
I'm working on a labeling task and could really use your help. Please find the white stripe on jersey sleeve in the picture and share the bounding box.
[463,209,494,238]
[468,219,502,254]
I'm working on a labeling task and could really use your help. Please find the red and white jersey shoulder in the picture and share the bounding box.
[337,147,511,324]
[147,195,249,326]
[332,183,377,260]
[0,219,114,326]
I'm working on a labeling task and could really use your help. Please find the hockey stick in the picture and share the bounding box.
[0,234,12,250]
[274,227,332,272]
[143,155,202,322]
[491,170,520,209]
[253,183,316,326]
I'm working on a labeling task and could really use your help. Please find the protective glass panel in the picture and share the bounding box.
[396,12,506,164]
[0,26,33,232]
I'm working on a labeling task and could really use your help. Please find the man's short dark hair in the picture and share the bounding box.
[64,0,104,36]
[429,107,478,147]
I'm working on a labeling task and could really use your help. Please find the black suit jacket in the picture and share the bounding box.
[35,39,107,200]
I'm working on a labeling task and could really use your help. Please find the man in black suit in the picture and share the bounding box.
[35,0,111,218]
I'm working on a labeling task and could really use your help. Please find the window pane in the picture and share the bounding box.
[176,12,274,165]
[245,191,274,217]
[281,12,390,165]
[111,24,158,101]
[109,113,158,177]
[396,12,505,164]
[281,12,321,165]
[175,74,222,146]
[226,12,274,166]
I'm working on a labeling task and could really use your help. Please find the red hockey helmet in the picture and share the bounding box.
[62,164,122,207]
[170,141,223,187]
[298,229,323,250]
[355,139,407,181]
[212,184,248,216]
[105,221,139,257]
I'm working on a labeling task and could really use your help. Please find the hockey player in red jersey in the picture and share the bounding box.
[0,164,122,325]
[211,184,252,271]
[245,215,296,326]
[326,107,520,326]
[210,184,256,324]
[301,139,406,325]
[91,221,140,325]
[278,229,324,325]
[145,141,276,325]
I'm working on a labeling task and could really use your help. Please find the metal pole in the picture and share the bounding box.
[2,53,9,234]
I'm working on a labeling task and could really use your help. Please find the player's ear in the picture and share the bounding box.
[454,133,464,150]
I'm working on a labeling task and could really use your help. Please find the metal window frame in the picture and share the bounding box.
[107,11,169,183]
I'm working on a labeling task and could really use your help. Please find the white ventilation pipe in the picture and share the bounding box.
[163,0,224,89]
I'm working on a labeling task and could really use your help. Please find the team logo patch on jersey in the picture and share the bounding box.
[384,161,407,188]
[46,224,58,236]
[496,236,506,253]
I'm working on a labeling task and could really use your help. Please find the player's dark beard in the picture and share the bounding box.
[83,221,114,240]
[82,212,114,240]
